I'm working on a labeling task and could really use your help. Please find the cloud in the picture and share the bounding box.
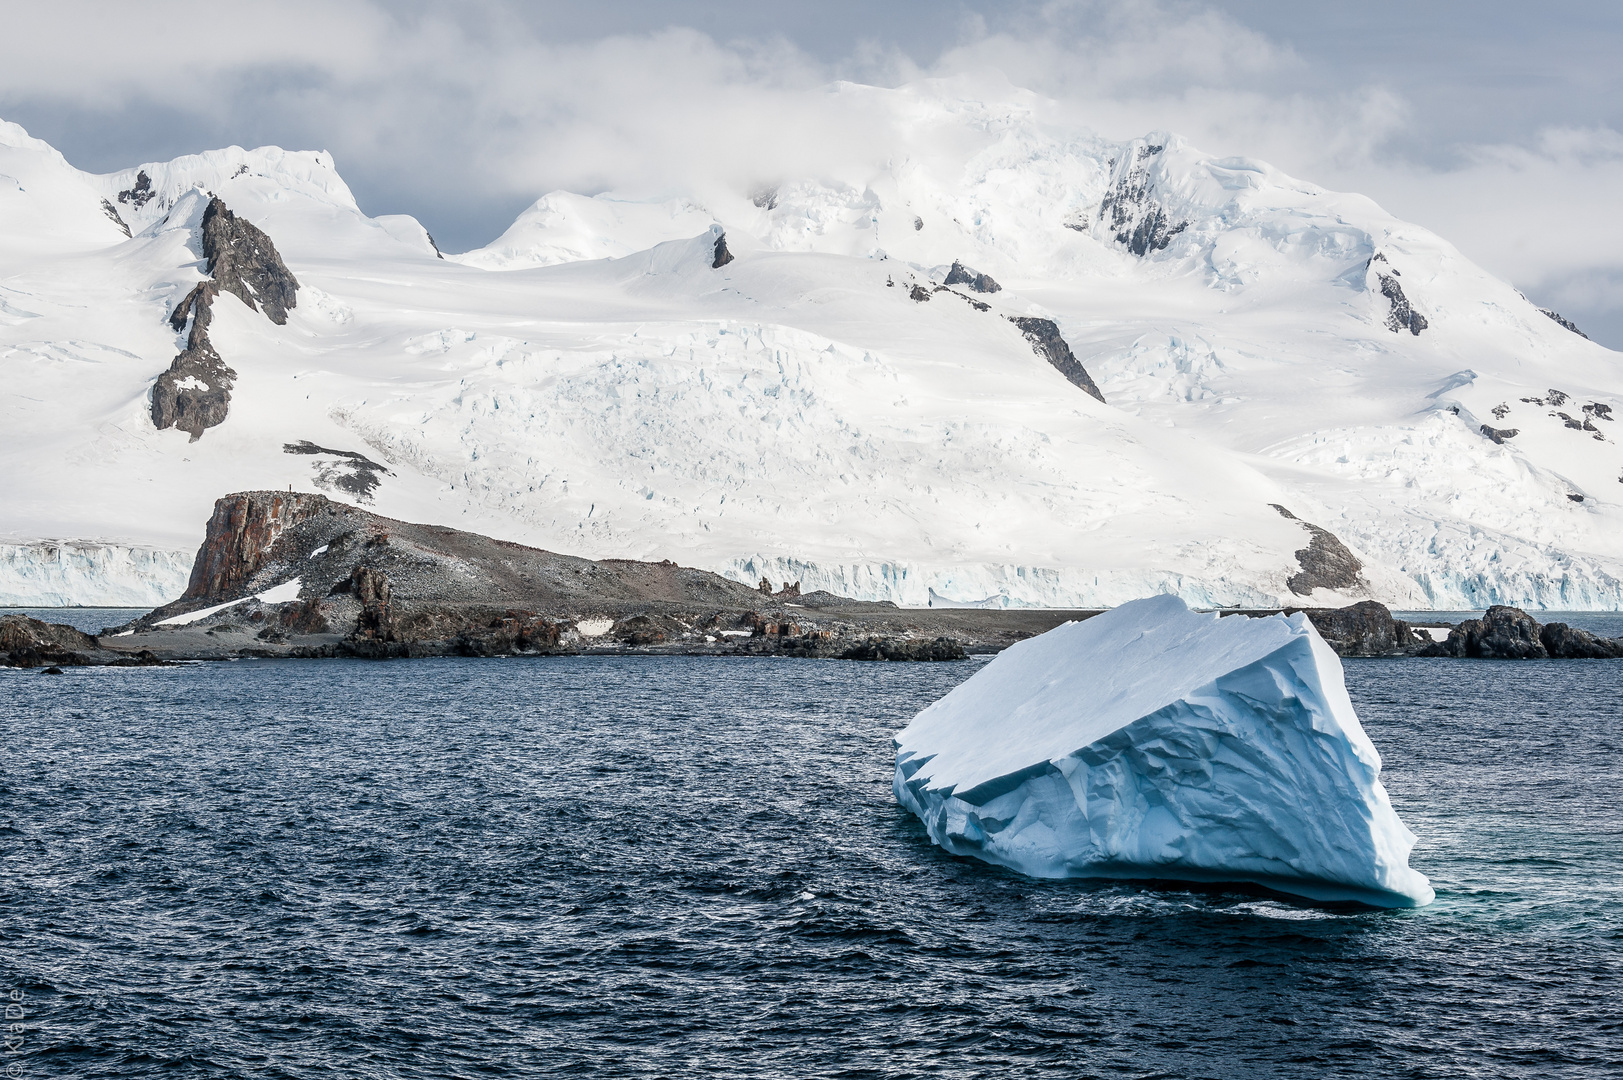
[1,0,1619,346]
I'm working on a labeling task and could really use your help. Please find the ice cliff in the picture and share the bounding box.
[893,595,1434,907]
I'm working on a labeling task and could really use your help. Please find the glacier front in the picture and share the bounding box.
[893,595,1434,907]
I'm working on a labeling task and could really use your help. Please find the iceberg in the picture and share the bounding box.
[893,595,1434,907]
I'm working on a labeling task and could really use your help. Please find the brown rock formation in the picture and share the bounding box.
[177,491,329,604]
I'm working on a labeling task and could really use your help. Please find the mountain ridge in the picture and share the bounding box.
[1,82,1619,609]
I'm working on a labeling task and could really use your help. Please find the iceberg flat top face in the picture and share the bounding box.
[897,596,1322,795]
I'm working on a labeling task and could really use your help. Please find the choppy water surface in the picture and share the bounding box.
[3,655,1620,1078]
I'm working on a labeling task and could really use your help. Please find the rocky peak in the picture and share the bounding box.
[117,170,156,209]
[178,491,333,604]
[1539,308,1588,339]
[1099,144,1189,256]
[943,261,1001,293]
[200,196,299,324]
[1009,317,1105,402]
[151,198,299,440]
[711,231,734,269]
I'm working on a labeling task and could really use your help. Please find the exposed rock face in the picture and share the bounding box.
[199,196,299,324]
[177,491,329,604]
[0,614,165,668]
[1540,308,1589,339]
[943,260,1002,293]
[1419,606,1623,660]
[711,232,734,268]
[283,440,391,503]
[1271,505,1364,597]
[1099,145,1188,256]
[1301,601,1419,656]
[150,197,298,439]
[909,284,931,302]
[1480,424,1519,444]
[101,198,131,237]
[1009,317,1105,402]
[151,281,235,440]
[1428,606,1548,659]
[1378,273,1428,335]
[348,565,395,642]
[839,636,965,661]
[117,170,156,209]
[1540,622,1622,659]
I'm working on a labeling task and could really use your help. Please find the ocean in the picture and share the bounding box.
[3,649,1620,1077]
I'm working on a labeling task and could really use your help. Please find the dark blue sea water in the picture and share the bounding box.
[3,655,1621,1079]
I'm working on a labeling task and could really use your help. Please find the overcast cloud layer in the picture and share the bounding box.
[3,0,1621,346]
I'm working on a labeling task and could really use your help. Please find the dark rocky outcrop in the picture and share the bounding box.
[1378,273,1428,335]
[117,170,156,210]
[909,284,931,302]
[1424,606,1548,659]
[1539,621,1622,659]
[711,232,734,268]
[1480,424,1519,444]
[283,440,391,503]
[1300,602,1420,657]
[1540,308,1589,339]
[199,196,299,324]
[101,198,131,237]
[151,284,236,440]
[1272,505,1364,597]
[151,197,298,440]
[840,636,965,662]
[1009,317,1105,402]
[0,614,166,668]
[943,260,1001,293]
[1099,145,1188,256]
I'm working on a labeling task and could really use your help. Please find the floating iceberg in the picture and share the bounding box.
[893,595,1434,907]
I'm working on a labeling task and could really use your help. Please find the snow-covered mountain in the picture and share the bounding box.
[2,82,1620,608]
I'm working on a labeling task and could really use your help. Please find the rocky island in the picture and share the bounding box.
[3,491,1621,669]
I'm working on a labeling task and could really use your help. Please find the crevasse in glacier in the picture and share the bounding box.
[893,595,1434,907]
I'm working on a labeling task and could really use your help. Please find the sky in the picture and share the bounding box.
[2,0,1621,347]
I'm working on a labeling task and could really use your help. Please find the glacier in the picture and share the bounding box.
[893,595,1435,907]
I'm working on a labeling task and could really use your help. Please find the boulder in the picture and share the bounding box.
[1302,601,1418,656]
[1427,606,1549,659]
[1540,622,1623,659]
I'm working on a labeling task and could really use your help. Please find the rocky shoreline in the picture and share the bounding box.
[3,492,1620,670]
